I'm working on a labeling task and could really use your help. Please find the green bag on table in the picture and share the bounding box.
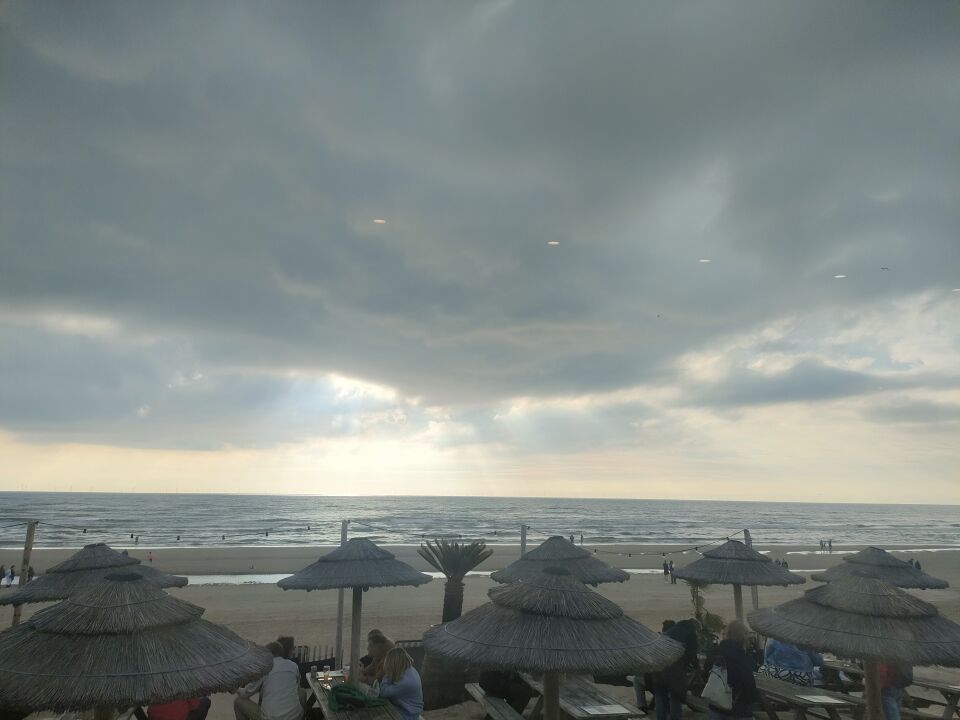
[329,683,386,711]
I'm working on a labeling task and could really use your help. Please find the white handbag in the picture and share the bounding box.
[701,666,733,710]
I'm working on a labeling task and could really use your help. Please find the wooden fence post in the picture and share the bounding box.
[335,519,348,669]
[11,520,38,627]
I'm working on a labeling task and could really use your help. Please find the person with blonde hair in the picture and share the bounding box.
[378,648,423,720]
[704,621,757,720]
[359,632,395,685]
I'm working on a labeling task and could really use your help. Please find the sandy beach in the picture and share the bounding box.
[9,543,960,720]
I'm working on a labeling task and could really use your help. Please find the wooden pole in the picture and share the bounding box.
[11,520,37,627]
[543,671,560,720]
[348,586,363,685]
[744,529,760,612]
[732,583,744,622]
[335,519,348,669]
[520,524,527,556]
[863,660,883,720]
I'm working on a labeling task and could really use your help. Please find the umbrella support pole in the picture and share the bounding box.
[733,584,744,622]
[543,671,560,720]
[863,660,883,720]
[349,586,362,685]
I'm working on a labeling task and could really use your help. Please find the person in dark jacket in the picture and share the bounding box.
[879,661,913,720]
[651,619,701,720]
[704,621,757,720]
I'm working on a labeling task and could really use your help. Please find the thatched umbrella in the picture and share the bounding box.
[0,573,271,717]
[491,535,629,586]
[673,539,804,622]
[749,574,960,720]
[811,547,948,589]
[0,543,187,607]
[278,537,431,682]
[424,567,682,720]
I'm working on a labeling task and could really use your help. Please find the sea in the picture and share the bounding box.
[0,493,957,550]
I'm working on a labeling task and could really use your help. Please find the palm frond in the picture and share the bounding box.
[418,539,493,581]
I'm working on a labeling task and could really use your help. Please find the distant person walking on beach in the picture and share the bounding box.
[27,566,34,581]
[148,551,154,564]
[828,539,833,553]
[669,560,676,584]
[662,557,670,582]
[781,559,789,570]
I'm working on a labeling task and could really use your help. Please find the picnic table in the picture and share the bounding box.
[305,672,405,720]
[909,677,960,720]
[822,660,960,719]
[756,674,854,720]
[520,672,646,720]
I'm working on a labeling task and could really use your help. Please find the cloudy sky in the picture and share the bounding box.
[1,1,958,502]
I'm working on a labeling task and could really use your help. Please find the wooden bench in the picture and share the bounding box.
[466,682,527,720]
[520,674,645,720]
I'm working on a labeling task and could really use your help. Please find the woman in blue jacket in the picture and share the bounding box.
[379,648,423,720]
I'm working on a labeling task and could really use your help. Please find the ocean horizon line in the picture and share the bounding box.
[0,490,957,508]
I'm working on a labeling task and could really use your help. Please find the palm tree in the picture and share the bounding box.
[418,538,493,622]
[419,538,494,709]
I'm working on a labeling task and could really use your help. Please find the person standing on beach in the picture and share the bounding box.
[828,539,833,553]
[669,560,676,584]
[662,556,670,582]
[148,551,154,564]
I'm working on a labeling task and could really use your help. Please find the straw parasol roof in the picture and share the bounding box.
[424,566,682,674]
[277,537,432,591]
[0,543,187,607]
[748,574,960,665]
[0,573,272,712]
[490,536,629,586]
[811,547,948,589]
[673,539,805,587]
[278,537,431,682]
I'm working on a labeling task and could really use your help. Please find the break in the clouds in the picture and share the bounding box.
[1,1,959,500]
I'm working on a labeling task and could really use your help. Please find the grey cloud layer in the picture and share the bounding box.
[1,1,959,447]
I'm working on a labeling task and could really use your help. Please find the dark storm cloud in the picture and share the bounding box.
[864,400,960,426]
[685,360,955,409]
[1,1,959,446]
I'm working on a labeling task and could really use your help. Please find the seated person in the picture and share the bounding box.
[277,635,296,660]
[359,632,395,685]
[235,641,304,720]
[759,638,823,686]
[378,648,423,720]
[149,698,211,720]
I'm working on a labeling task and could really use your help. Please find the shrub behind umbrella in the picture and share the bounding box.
[811,547,948,589]
[490,536,629,586]
[0,543,187,607]
[0,573,271,713]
